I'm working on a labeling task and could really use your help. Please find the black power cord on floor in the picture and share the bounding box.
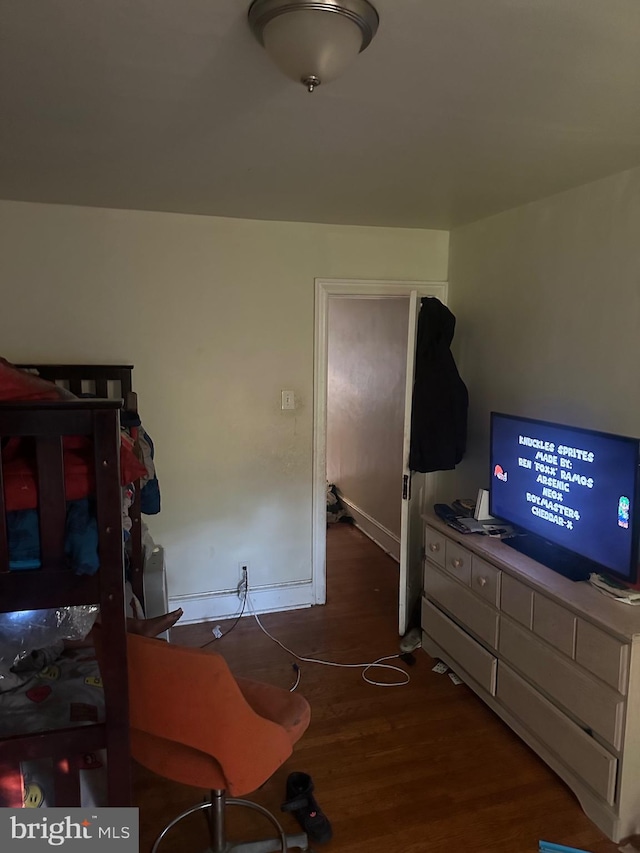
[199,590,247,649]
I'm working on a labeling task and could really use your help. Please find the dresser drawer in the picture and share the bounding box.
[422,598,497,694]
[443,539,472,585]
[533,593,576,658]
[424,564,498,649]
[499,617,624,749]
[424,526,446,569]
[501,573,534,628]
[497,663,618,805]
[471,556,501,606]
[576,619,629,694]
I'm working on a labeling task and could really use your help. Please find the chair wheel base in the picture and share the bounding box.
[151,792,310,853]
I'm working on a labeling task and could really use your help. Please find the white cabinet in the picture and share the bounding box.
[421,515,640,843]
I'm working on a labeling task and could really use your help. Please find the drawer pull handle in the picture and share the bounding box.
[429,543,440,552]
[452,558,463,568]
[478,576,488,587]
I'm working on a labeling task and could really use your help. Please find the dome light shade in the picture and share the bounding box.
[248,0,379,92]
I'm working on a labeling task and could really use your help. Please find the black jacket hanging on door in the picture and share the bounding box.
[408,297,468,473]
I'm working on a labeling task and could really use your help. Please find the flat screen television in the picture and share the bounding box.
[489,412,640,584]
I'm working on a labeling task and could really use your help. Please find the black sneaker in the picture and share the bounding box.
[281,771,333,844]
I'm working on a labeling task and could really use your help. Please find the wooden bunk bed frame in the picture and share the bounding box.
[0,364,146,808]
[17,364,145,611]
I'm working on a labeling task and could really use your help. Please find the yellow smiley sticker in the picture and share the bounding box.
[24,783,44,808]
[38,665,60,681]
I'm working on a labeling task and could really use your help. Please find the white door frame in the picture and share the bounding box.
[312,278,448,606]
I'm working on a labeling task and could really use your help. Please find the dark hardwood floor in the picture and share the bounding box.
[134,524,625,853]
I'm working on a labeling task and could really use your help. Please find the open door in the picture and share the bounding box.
[398,291,422,636]
[313,279,448,618]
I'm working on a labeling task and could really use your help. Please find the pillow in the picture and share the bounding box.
[0,358,68,401]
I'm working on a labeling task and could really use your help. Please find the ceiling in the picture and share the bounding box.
[2,0,640,230]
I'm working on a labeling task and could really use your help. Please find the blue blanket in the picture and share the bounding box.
[7,499,99,576]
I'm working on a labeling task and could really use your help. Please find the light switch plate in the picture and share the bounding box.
[281,390,295,410]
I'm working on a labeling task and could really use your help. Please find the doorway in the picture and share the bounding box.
[312,279,448,634]
[326,296,409,561]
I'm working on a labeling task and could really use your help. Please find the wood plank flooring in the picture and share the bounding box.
[134,524,626,853]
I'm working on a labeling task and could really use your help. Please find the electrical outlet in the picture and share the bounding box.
[237,562,249,598]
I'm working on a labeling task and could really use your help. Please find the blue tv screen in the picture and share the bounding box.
[489,412,640,583]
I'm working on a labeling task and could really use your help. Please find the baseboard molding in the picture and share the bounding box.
[339,496,400,562]
[169,581,314,626]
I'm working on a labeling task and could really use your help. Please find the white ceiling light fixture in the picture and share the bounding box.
[248,0,379,92]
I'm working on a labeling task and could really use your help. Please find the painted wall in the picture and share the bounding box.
[0,200,448,617]
[327,297,409,546]
[446,165,640,504]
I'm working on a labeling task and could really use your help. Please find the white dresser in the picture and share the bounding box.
[421,514,640,842]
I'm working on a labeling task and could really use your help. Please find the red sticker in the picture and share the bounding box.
[25,685,52,703]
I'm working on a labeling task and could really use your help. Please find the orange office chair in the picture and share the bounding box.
[127,634,312,852]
